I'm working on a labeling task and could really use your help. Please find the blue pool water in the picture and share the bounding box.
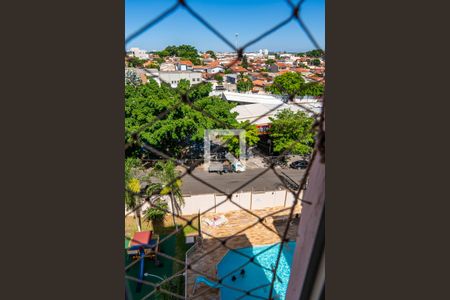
[217,241,296,299]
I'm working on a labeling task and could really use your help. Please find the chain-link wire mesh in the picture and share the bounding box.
[125,0,325,299]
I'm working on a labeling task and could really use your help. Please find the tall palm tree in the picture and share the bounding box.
[126,178,142,231]
[125,158,144,231]
[146,160,184,230]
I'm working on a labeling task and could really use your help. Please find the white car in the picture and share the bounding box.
[233,161,246,172]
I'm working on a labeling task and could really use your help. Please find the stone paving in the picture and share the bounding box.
[185,205,301,300]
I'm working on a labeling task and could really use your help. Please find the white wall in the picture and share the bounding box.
[159,71,203,88]
[126,189,304,217]
[179,194,216,215]
[178,189,300,216]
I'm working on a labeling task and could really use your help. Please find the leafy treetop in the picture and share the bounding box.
[269,109,315,156]
[157,45,201,65]
[125,79,238,159]
[266,72,324,97]
[206,50,217,59]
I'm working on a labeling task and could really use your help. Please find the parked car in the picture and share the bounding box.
[290,160,309,169]
[232,161,246,173]
[208,162,224,174]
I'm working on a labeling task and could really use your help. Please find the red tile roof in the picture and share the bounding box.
[307,75,324,82]
[231,66,248,73]
[276,70,292,75]
[276,62,288,68]
[294,68,310,73]
[252,80,266,87]
[206,60,221,68]
[179,60,193,66]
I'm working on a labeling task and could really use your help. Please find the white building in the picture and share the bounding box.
[158,71,203,88]
[222,91,284,105]
[231,102,321,134]
[258,49,269,57]
[176,60,193,71]
[128,47,149,60]
[222,91,322,107]
[206,66,224,74]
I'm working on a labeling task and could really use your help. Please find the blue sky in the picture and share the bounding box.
[125,0,325,53]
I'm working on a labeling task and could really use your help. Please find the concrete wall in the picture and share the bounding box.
[178,189,301,216]
[125,189,304,217]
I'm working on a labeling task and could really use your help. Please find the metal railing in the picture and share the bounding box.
[125,0,325,299]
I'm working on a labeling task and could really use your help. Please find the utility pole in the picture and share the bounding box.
[235,33,239,50]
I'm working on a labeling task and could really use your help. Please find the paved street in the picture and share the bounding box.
[179,167,307,195]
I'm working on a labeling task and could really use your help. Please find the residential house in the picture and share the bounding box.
[159,71,203,88]
[225,74,238,84]
[205,61,224,74]
[192,65,208,73]
[252,80,268,94]
[128,47,149,60]
[207,66,224,74]
[177,60,194,71]
[269,62,289,73]
[229,65,248,74]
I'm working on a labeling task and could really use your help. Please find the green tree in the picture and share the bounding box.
[222,121,260,157]
[154,57,165,64]
[144,197,168,227]
[127,56,146,67]
[125,157,144,231]
[158,45,201,65]
[311,58,321,66]
[299,82,324,97]
[176,79,191,95]
[265,58,276,65]
[146,160,184,229]
[237,73,253,92]
[214,74,223,83]
[266,72,324,97]
[206,50,217,59]
[187,82,213,101]
[266,72,305,98]
[145,62,160,70]
[305,49,324,57]
[157,50,170,57]
[125,80,237,158]
[269,109,315,155]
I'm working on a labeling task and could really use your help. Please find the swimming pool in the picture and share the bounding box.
[217,241,296,299]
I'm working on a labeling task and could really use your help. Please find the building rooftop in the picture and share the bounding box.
[179,60,193,66]
[159,71,201,74]
[222,91,284,105]
[231,103,316,125]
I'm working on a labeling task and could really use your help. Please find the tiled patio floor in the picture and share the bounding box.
[185,205,301,300]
